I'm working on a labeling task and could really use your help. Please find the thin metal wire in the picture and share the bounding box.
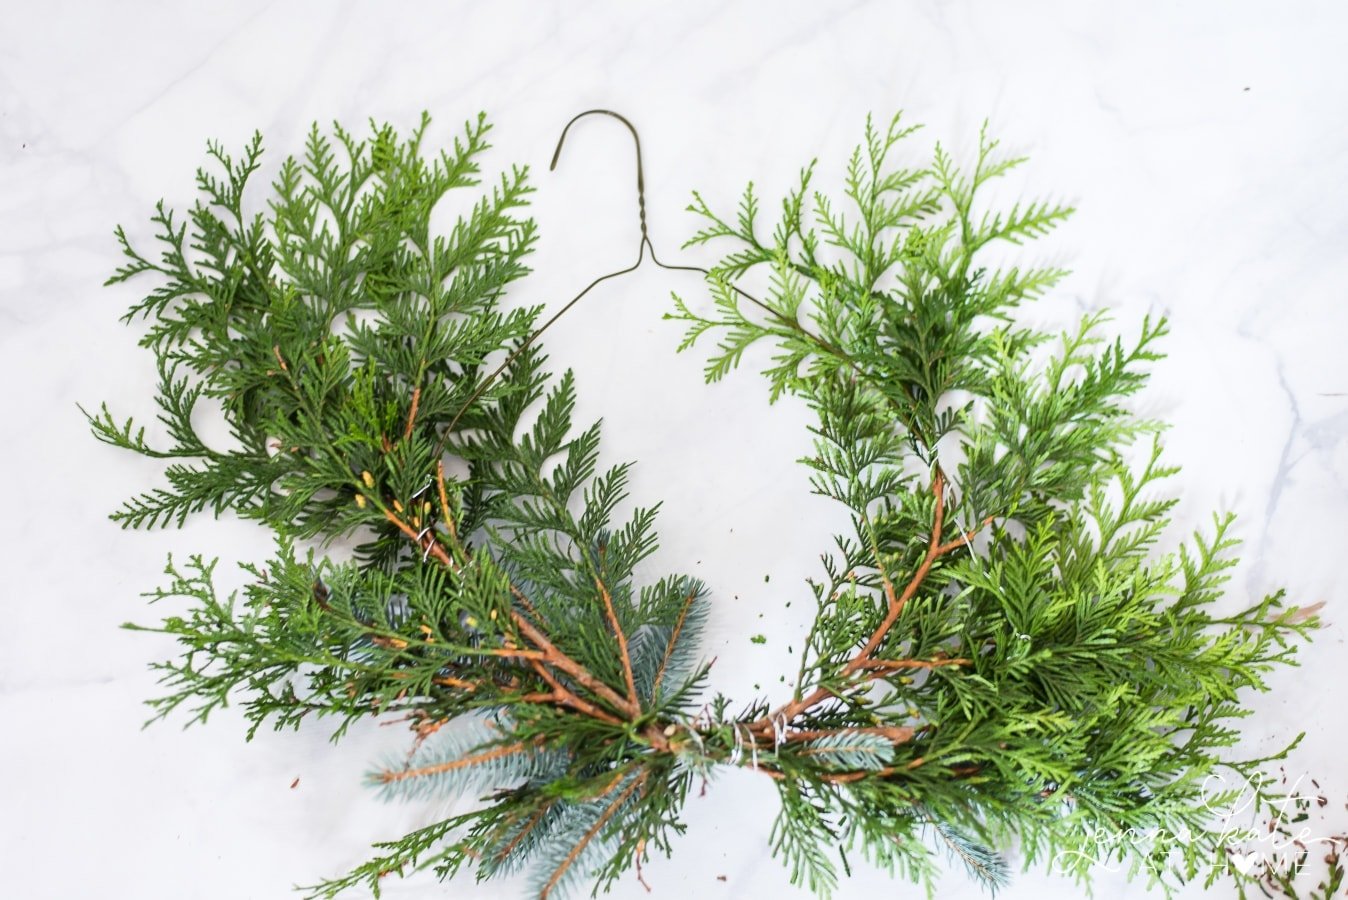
[439,108,797,441]
[442,111,675,437]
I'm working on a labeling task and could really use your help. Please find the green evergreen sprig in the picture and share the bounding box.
[90,111,1318,899]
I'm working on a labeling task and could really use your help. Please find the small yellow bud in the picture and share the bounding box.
[489,609,498,621]
[354,493,367,509]
[361,470,375,488]
[392,499,404,513]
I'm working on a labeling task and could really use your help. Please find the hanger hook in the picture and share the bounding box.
[438,108,786,444]
[550,109,649,247]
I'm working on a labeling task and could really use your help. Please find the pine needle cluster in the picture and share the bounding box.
[89,111,1317,899]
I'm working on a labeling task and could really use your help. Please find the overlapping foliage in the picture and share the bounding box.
[90,111,1317,899]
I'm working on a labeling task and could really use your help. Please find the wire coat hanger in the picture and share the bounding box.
[443,108,753,437]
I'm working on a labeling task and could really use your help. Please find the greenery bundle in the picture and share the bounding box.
[87,110,1319,898]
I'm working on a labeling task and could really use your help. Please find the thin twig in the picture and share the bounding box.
[635,837,652,893]
[651,586,698,696]
[528,660,625,726]
[781,725,916,745]
[403,384,422,441]
[852,657,971,673]
[384,506,632,724]
[494,799,557,866]
[376,741,532,784]
[746,469,999,739]
[511,612,635,716]
[935,514,995,556]
[539,771,649,899]
[597,576,640,714]
[385,509,453,567]
[846,469,948,670]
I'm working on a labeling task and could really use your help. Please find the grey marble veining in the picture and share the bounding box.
[1,2,1344,897]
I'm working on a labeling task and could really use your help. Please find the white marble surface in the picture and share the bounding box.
[2,2,1345,898]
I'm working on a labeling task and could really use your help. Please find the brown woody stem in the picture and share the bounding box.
[384,505,633,724]
[511,612,636,716]
[377,740,532,783]
[748,469,994,740]
[539,771,649,899]
[651,586,698,695]
[403,384,422,441]
[852,657,971,672]
[528,660,625,726]
[846,469,948,670]
[597,577,641,714]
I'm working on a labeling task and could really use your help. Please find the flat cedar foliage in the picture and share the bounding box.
[88,111,1318,899]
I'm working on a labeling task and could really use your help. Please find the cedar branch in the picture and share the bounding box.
[748,469,995,739]
[385,505,633,723]
[846,468,948,670]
